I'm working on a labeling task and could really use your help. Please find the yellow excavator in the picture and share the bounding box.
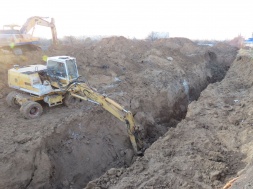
[6,56,143,154]
[0,16,57,53]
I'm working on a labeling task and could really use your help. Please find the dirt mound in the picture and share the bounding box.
[0,37,238,189]
[87,51,253,189]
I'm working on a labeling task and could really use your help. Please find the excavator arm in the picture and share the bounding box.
[20,16,58,45]
[66,81,143,154]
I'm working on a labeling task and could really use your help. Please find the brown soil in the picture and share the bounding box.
[0,37,244,189]
[86,50,253,189]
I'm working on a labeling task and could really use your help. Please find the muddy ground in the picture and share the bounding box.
[0,37,246,189]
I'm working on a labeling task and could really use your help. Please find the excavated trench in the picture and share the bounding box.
[41,48,237,188]
[0,37,243,189]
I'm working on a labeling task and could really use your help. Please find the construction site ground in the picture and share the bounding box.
[1,37,253,189]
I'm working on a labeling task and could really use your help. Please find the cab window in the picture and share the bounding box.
[47,60,67,78]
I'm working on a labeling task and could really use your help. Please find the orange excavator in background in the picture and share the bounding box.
[0,16,57,53]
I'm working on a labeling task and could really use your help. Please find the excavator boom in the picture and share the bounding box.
[67,82,142,154]
[20,16,58,46]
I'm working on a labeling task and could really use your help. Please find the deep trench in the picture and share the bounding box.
[42,51,234,189]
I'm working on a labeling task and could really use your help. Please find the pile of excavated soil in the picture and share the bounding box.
[86,51,253,189]
[0,37,238,189]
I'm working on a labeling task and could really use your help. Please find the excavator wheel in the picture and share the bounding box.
[20,101,43,119]
[6,91,19,107]
[63,93,80,108]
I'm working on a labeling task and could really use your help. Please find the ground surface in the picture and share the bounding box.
[87,50,253,189]
[0,37,242,189]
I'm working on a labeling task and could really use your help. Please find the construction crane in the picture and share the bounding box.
[6,56,143,154]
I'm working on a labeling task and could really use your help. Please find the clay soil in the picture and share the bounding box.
[1,37,251,189]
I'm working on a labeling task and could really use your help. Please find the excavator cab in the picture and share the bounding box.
[47,56,79,87]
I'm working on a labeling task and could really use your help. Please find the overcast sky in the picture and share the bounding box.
[0,0,252,40]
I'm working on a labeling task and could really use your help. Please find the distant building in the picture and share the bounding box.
[245,38,253,47]
[156,32,169,39]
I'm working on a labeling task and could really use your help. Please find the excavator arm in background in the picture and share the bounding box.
[66,81,143,154]
[20,16,58,46]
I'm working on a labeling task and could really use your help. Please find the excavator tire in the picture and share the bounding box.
[6,91,19,107]
[20,101,32,112]
[63,93,80,108]
[20,101,43,119]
